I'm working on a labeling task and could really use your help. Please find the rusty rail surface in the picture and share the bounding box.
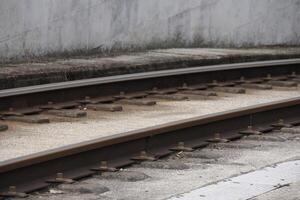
[0,97,300,195]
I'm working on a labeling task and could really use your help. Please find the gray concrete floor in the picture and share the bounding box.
[23,129,300,200]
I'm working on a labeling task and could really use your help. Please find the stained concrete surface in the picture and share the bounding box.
[1,1,300,61]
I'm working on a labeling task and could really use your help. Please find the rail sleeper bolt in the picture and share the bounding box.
[271,119,292,130]
[114,92,126,99]
[287,72,297,78]
[182,83,188,90]
[235,76,246,84]
[147,87,159,95]
[208,80,219,87]
[91,161,117,172]
[264,74,272,81]
[239,126,262,135]
[79,96,91,106]
[56,172,75,184]
[117,91,126,99]
[131,151,156,162]
[47,173,75,184]
[170,142,193,152]
[0,186,28,198]
[207,133,229,143]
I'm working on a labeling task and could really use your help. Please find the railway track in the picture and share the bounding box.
[0,59,300,198]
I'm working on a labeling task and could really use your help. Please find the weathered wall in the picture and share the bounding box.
[0,0,300,61]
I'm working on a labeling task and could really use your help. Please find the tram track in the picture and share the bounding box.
[0,97,300,197]
[0,59,300,197]
[0,58,300,110]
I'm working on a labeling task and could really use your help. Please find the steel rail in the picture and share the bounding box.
[1,58,300,98]
[0,97,300,194]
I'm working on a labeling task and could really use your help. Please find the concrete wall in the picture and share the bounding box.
[0,0,300,62]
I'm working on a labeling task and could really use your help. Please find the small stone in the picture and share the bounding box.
[98,171,149,182]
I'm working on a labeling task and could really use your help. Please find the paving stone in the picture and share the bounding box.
[268,80,298,87]
[16,108,43,115]
[40,102,79,110]
[151,89,178,95]
[0,108,42,116]
[180,90,217,96]
[246,79,264,84]
[189,85,208,90]
[0,111,23,116]
[213,87,246,94]
[150,94,188,100]
[98,171,149,182]
[122,93,148,99]
[86,104,123,112]
[281,127,300,134]
[139,161,189,170]
[219,82,236,87]
[119,99,156,106]
[47,109,87,118]
[292,78,300,83]
[183,151,222,159]
[241,83,273,90]
[0,124,8,131]
[5,115,50,123]
[90,97,115,104]
[58,183,109,195]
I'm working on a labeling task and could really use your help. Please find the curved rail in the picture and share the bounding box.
[1,58,300,98]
